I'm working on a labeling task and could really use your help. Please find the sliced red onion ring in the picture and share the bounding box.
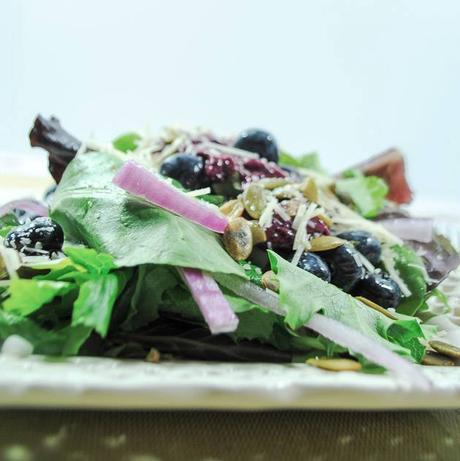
[214,274,431,389]
[178,268,239,334]
[113,160,228,233]
[0,199,48,218]
[379,217,434,243]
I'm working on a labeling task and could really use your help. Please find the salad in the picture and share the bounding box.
[1,115,459,388]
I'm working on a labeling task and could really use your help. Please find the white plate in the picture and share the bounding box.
[1,172,460,410]
[1,356,460,410]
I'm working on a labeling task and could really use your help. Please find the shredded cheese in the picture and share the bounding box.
[258,199,277,229]
[186,187,212,197]
[273,202,291,222]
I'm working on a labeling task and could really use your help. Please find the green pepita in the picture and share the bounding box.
[300,178,318,202]
[242,184,267,219]
[261,270,280,293]
[429,340,460,360]
[422,351,455,367]
[355,296,398,320]
[309,236,346,252]
[219,199,244,219]
[223,218,253,261]
[257,177,290,190]
[249,222,267,245]
[306,358,362,372]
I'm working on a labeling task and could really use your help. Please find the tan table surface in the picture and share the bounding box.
[1,409,460,461]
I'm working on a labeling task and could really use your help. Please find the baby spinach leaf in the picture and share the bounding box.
[392,244,427,316]
[122,265,178,330]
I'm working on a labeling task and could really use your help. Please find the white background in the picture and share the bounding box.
[1,0,460,200]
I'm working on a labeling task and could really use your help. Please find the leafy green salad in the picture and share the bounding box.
[1,115,459,388]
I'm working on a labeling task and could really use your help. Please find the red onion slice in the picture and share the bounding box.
[113,160,228,233]
[0,199,48,218]
[179,268,239,334]
[379,218,434,243]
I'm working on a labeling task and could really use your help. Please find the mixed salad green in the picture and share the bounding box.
[1,116,459,387]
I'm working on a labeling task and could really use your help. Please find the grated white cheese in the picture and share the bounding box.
[381,245,412,297]
[273,202,291,222]
[186,187,212,197]
[357,253,376,273]
[258,199,277,228]
[291,245,306,267]
[203,142,260,159]
[293,203,318,250]
[292,203,307,230]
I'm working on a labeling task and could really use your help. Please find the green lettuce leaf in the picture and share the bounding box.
[51,151,245,278]
[0,310,91,355]
[65,247,117,275]
[122,265,178,330]
[268,251,425,361]
[335,174,388,218]
[3,280,75,316]
[279,151,324,172]
[112,132,141,153]
[71,273,120,337]
[392,245,427,316]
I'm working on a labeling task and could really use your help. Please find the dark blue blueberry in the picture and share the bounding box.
[160,153,204,190]
[319,245,365,292]
[234,129,279,163]
[337,230,382,265]
[297,252,331,282]
[4,217,64,256]
[352,272,402,309]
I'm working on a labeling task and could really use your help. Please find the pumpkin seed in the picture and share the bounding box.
[273,185,299,200]
[258,177,290,190]
[429,340,460,360]
[422,351,455,367]
[309,236,346,252]
[223,218,253,261]
[306,358,362,372]
[261,270,280,292]
[300,178,318,202]
[355,296,398,320]
[242,184,267,219]
[249,221,267,245]
[219,199,244,219]
[145,348,161,363]
[282,199,301,217]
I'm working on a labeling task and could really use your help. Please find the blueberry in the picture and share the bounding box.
[4,217,64,256]
[160,153,204,190]
[297,252,331,282]
[319,245,365,292]
[234,129,279,163]
[337,230,382,265]
[352,272,402,309]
